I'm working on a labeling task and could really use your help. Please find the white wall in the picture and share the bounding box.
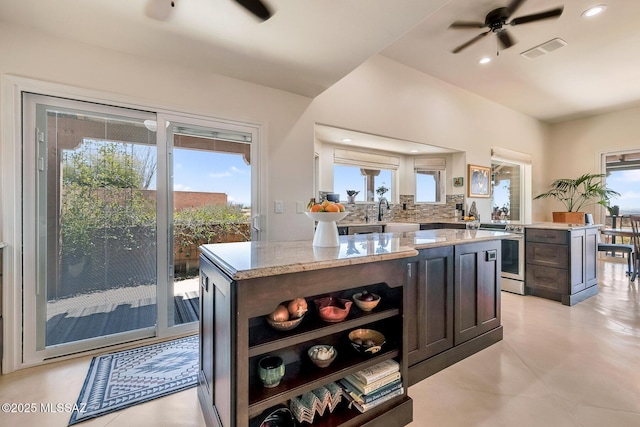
[546,106,640,222]
[309,55,550,220]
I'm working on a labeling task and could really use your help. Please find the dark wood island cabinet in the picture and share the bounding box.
[406,239,503,385]
[198,229,510,426]
[198,239,416,427]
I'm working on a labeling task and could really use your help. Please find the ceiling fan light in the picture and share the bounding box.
[582,5,607,18]
[478,57,491,65]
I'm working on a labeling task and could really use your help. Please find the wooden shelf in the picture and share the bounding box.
[248,348,400,416]
[249,305,400,357]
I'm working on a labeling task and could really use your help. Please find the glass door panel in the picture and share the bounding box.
[25,94,158,358]
[168,121,253,326]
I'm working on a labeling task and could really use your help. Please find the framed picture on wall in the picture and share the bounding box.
[453,177,464,187]
[467,164,491,198]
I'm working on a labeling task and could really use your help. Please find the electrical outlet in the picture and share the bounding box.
[296,201,304,213]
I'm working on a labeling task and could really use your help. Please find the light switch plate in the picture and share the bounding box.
[296,201,304,213]
[275,200,284,213]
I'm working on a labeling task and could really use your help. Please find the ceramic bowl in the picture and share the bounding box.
[307,345,337,368]
[348,329,386,355]
[352,292,381,312]
[266,314,305,331]
[314,296,352,323]
[304,211,349,222]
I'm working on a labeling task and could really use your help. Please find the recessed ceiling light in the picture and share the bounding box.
[341,138,352,142]
[410,149,419,153]
[478,57,491,65]
[582,4,607,18]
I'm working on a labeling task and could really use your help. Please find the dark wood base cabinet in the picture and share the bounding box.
[525,226,599,306]
[198,254,413,427]
[406,241,503,386]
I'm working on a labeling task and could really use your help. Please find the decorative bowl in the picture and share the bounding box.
[348,329,386,355]
[266,314,305,331]
[304,211,349,222]
[307,345,337,368]
[352,291,381,312]
[314,296,352,323]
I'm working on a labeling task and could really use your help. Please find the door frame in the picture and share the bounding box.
[0,75,264,373]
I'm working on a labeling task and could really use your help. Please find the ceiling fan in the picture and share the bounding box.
[234,0,273,21]
[145,0,273,22]
[449,0,563,54]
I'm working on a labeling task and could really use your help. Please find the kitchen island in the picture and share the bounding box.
[198,228,511,427]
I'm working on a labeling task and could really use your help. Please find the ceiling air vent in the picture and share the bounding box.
[521,38,567,59]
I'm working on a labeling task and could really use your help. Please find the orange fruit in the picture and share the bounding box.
[324,204,340,212]
[310,204,324,212]
[335,203,345,212]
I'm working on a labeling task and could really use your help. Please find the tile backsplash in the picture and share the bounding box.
[339,194,465,224]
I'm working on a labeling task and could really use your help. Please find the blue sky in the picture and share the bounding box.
[173,149,251,206]
[605,170,640,214]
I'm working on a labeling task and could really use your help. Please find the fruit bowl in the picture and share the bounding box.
[304,211,349,222]
[266,314,305,331]
[314,296,352,323]
[307,345,337,368]
[352,291,381,312]
[348,329,386,355]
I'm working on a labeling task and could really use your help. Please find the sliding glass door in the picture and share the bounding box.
[22,94,259,362]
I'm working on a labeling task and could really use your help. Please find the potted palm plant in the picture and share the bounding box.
[534,173,620,223]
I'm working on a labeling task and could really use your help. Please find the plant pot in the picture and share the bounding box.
[347,195,356,204]
[552,212,586,224]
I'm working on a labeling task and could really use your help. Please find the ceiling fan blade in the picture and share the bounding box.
[452,30,491,54]
[510,7,563,26]
[234,0,272,21]
[449,20,486,29]
[496,30,515,50]
[506,0,526,16]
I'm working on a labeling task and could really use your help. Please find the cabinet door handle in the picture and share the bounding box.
[201,275,209,292]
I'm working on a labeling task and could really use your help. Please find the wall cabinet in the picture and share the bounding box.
[406,240,502,386]
[199,254,413,427]
[525,226,599,306]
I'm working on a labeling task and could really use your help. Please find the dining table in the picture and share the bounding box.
[600,227,635,241]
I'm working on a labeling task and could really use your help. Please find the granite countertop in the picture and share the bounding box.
[526,222,602,230]
[200,229,512,280]
[337,220,469,227]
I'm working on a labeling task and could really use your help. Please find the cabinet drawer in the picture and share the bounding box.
[526,264,568,293]
[526,228,568,245]
[526,242,568,268]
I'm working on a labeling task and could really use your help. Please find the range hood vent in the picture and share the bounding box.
[521,38,567,59]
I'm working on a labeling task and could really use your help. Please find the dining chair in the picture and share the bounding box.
[629,215,640,282]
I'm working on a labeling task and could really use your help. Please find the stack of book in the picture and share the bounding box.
[339,359,403,413]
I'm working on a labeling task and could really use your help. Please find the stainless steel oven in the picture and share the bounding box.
[478,222,525,295]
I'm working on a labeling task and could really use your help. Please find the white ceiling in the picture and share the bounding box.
[1,0,638,125]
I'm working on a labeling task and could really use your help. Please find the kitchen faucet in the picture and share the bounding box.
[378,197,389,222]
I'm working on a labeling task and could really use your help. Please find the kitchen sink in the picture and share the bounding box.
[384,222,420,232]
